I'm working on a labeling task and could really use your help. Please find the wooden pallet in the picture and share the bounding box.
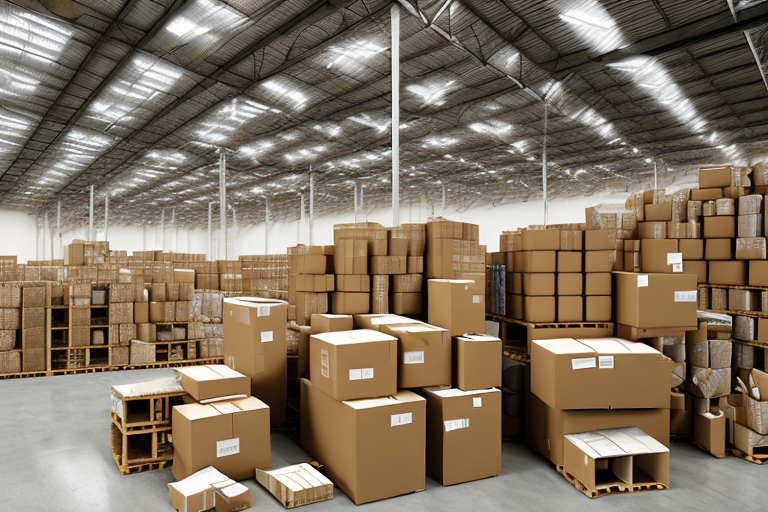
[730,448,768,465]
[111,450,172,476]
[694,444,726,459]
[616,324,695,341]
[503,349,530,363]
[110,421,174,475]
[557,466,668,498]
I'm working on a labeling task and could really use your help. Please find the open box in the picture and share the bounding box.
[562,427,669,498]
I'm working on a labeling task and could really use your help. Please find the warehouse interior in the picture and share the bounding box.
[1,0,768,510]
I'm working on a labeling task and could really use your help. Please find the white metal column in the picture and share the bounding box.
[300,193,305,244]
[309,168,315,246]
[219,149,227,260]
[542,101,548,226]
[172,208,177,252]
[161,209,165,251]
[353,181,359,223]
[104,193,109,241]
[264,198,270,255]
[43,213,49,260]
[654,161,658,190]
[56,201,61,260]
[208,202,213,260]
[88,185,94,241]
[391,4,400,227]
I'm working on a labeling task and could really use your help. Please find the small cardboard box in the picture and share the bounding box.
[296,274,335,292]
[173,269,195,284]
[390,293,422,315]
[704,216,736,238]
[521,251,556,273]
[531,338,673,410]
[300,379,426,505]
[335,274,370,292]
[391,274,422,293]
[369,256,407,275]
[708,261,748,285]
[691,188,724,201]
[557,273,583,296]
[522,273,555,296]
[255,463,334,509]
[309,329,397,401]
[585,230,616,250]
[521,229,560,251]
[645,203,673,222]
[295,255,327,275]
[700,167,735,188]
[693,411,726,457]
[585,273,611,295]
[750,260,768,286]
[381,323,451,388]
[614,272,697,329]
[705,238,733,260]
[670,391,692,436]
[585,250,614,272]
[420,387,501,486]
[557,251,582,272]
[168,466,252,512]
[679,239,704,260]
[331,292,370,315]
[427,279,484,336]
[453,334,502,391]
[134,302,149,324]
[176,365,251,402]
[562,428,669,495]
[310,314,353,335]
[637,222,666,239]
[557,296,583,322]
[523,296,555,323]
[172,397,271,481]
[585,296,612,321]
[640,239,681,274]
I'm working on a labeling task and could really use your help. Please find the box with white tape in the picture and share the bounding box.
[530,338,673,410]
[614,271,698,329]
[380,323,451,388]
[299,378,425,505]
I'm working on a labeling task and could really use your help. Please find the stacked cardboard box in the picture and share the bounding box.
[288,246,332,325]
[425,219,484,280]
[0,284,21,373]
[239,254,289,299]
[21,284,47,372]
[172,365,270,481]
[729,369,768,459]
[387,225,425,316]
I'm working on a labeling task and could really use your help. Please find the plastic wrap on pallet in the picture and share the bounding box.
[709,340,732,369]
[204,323,224,339]
[667,222,688,239]
[671,201,687,222]
[492,265,506,316]
[734,316,755,341]
[697,286,709,310]
[662,340,685,363]
[739,195,763,215]
[110,376,184,418]
[736,237,766,259]
[688,341,709,368]
[689,366,731,398]
[729,289,759,312]
[199,338,224,358]
[733,342,755,369]
[738,214,762,238]
[688,220,701,239]
[715,198,735,216]
[688,200,703,220]
[0,351,20,373]
[710,289,728,311]
[671,363,685,388]
[702,201,716,217]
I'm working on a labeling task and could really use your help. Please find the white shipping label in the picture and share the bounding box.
[571,357,597,370]
[403,351,425,364]
[391,412,413,427]
[672,263,683,273]
[257,306,270,317]
[260,331,273,342]
[473,397,482,408]
[599,355,614,369]
[472,295,481,304]
[674,291,698,303]
[444,419,470,432]
[320,349,329,378]
[349,369,362,381]
[637,275,649,287]
[217,438,240,458]
[667,252,683,265]
[361,368,374,379]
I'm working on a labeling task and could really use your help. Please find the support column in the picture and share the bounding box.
[43,212,49,260]
[104,193,109,241]
[219,149,227,260]
[309,167,315,246]
[264,198,270,255]
[88,185,94,241]
[161,209,165,252]
[654,161,658,190]
[56,201,61,260]
[208,202,213,260]
[391,3,400,227]
[542,101,548,226]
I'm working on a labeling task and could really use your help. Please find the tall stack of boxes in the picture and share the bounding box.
[333,224,376,315]
[583,228,615,322]
[108,284,136,366]
[387,226,425,316]
[288,246,332,325]
[0,284,20,373]
[21,284,46,372]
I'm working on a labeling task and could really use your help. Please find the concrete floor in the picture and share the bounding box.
[0,369,763,511]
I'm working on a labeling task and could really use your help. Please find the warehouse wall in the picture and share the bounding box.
[0,210,40,263]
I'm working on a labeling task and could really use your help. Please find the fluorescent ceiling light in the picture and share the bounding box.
[560,1,624,54]
[406,81,456,106]
[166,17,210,37]
[326,40,386,69]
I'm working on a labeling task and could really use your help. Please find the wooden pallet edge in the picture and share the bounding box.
[694,444,727,459]
[729,448,768,465]
[557,466,668,498]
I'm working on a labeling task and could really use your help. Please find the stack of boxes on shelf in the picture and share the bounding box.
[390,224,426,315]
[333,223,384,316]
[21,284,47,372]
[107,284,136,366]
[288,245,332,325]
[239,254,288,299]
[0,284,21,373]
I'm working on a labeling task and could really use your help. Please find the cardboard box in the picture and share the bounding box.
[168,466,252,512]
[531,338,673,410]
[309,329,397,401]
[150,301,175,323]
[295,255,327,275]
[134,302,149,324]
[334,240,368,275]
[196,274,219,290]
[704,216,735,238]
[296,274,335,292]
[223,298,288,425]
[300,378,426,505]
[679,239,704,260]
[614,272,697,329]
[557,273,583,296]
[254,463,334,509]
[749,260,768,286]
[585,296,612,322]
[693,411,726,457]
[427,280,484,336]
[700,167,735,188]
[557,251,582,273]
[735,237,766,260]
[645,203,673,222]
[585,250,614,272]
[637,222,666,239]
[691,188,723,201]
[420,387,501,485]
[557,296,583,322]
[391,274,422,293]
[173,269,195,284]
[352,314,421,331]
[176,365,250,402]
[509,273,522,295]
[670,392,692,435]
[521,251,556,273]
[172,397,271,481]
[331,292,370,315]
[687,366,731,398]
[705,238,732,260]
[685,260,708,284]
[738,214,762,238]
[526,393,670,467]
[370,256,407,275]
[708,261,748,285]
[523,296,555,323]
[521,229,560,251]
[453,334,501,391]
[407,256,424,274]
[380,323,451,388]
[584,230,614,250]
[522,273,555,296]
[640,239,681,273]
[310,313,353,335]
[335,274,370,292]
[388,237,409,257]
[585,273,611,295]
[563,428,669,495]
[390,293,422,315]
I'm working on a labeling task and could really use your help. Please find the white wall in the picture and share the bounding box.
[0,210,39,263]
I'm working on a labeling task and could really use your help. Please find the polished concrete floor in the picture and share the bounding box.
[0,368,763,511]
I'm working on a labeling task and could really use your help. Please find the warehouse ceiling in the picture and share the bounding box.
[1,0,768,229]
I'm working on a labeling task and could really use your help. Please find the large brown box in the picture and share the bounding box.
[309,329,397,401]
[223,298,288,425]
[381,323,451,388]
[335,275,370,292]
[557,251,582,273]
[521,251,556,273]
[334,240,368,275]
[585,296,612,321]
[526,392,670,467]
[557,273,583,296]
[584,250,614,272]
[420,387,501,486]
[369,256,407,275]
[614,272,697,329]
[300,379,426,505]
[700,167,736,188]
[645,203,673,222]
[640,239,681,274]
[705,238,733,260]
[637,222,666,239]
[557,296,583,322]
[452,334,501,391]
[521,229,560,251]
[171,397,271,481]
[427,280,484,336]
[523,296,556,323]
[680,239,704,260]
[531,338,673,410]
[391,293,422,315]
[585,273,611,295]
[522,273,555,296]
[176,365,251,402]
[708,261,748,285]
[691,188,724,201]
[331,292,370,315]
[310,314,353,335]
[704,216,736,238]
[295,274,335,292]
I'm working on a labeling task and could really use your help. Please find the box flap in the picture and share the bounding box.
[313,329,397,346]
[230,396,269,412]
[429,387,500,398]
[175,402,220,421]
[456,334,501,342]
[343,389,425,410]
[565,427,669,459]
[533,338,594,355]
[177,366,220,382]
[576,338,630,354]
